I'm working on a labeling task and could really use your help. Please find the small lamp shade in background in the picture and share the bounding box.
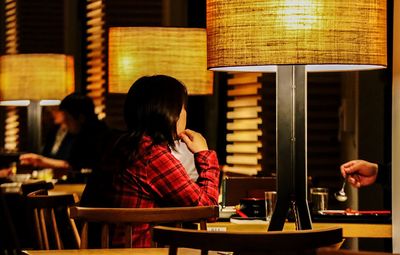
[207,0,387,72]
[0,54,74,102]
[108,27,213,95]
[0,54,75,153]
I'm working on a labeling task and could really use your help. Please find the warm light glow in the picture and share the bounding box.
[0,100,30,106]
[109,27,213,95]
[0,54,75,101]
[279,0,319,30]
[207,0,387,71]
[39,100,61,106]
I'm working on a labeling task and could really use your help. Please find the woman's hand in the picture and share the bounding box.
[179,129,208,153]
[340,159,378,188]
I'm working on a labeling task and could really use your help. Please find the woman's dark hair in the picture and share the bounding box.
[122,75,188,160]
[59,93,98,126]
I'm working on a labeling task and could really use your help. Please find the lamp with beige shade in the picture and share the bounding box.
[0,54,75,153]
[207,0,387,230]
[108,27,213,95]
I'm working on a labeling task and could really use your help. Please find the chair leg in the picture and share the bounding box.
[50,209,62,249]
[33,209,44,250]
[200,249,209,255]
[39,209,50,250]
[101,224,110,248]
[69,218,81,248]
[169,246,178,255]
[80,222,89,249]
[68,208,81,248]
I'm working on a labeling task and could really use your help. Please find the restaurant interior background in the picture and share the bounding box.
[0,0,395,252]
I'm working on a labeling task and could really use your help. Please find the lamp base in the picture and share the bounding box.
[268,65,312,231]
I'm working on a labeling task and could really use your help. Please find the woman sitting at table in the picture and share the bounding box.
[19,93,112,179]
[86,75,220,248]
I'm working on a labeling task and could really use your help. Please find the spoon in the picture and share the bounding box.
[334,178,348,202]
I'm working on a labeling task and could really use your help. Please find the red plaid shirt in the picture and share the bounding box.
[111,136,220,247]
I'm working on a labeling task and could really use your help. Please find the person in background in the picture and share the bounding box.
[340,159,391,189]
[19,93,112,177]
[41,106,75,161]
[84,75,220,248]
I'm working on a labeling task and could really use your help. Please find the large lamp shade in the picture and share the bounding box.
[207,0,387,72]
[0,54,74,101]
[109,27,213,95]
[206,0,387,231]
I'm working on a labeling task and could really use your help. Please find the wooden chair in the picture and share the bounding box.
[153,226,343,255]
[70,205,219,249]
[26,190,80,250]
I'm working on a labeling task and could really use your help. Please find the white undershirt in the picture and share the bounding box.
[50,127,67,156]
[171,140,198,181]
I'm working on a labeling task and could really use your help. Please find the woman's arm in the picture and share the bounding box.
[19,153,70,170]
[147,148,220,206]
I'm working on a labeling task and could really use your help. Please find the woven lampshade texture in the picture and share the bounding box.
[0,54,74,101]
[108,27,213,95]
[207,0,387,72]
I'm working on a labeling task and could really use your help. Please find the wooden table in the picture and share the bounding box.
[25,248,399,255]
[206,222,392,238]
[27,248,215,255]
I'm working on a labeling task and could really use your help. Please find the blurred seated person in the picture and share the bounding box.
[19,93,112,179]
[41,106,75,161]
[81,75,220,248]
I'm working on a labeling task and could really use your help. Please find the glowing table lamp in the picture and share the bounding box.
[207,0,387,230]
[0,54,74,152]
[108,27,213,95]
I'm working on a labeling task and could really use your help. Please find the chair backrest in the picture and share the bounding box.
[70,206,219,249]
[153,226,343,255]
[26,191,80,250]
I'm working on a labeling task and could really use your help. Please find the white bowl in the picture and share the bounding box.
[0,182,22,193]
[9,173,32,183]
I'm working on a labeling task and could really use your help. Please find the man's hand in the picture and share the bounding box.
[340,160,378,188]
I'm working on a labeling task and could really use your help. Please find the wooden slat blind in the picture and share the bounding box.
[5,0,17,54]
[4,106,19,150]
[86,0,106,119]
[223,73,263,176]
[4,0,19,151]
